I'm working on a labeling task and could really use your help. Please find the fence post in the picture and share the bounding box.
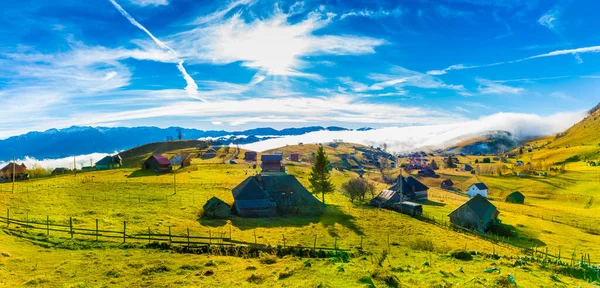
[314,235,317,250]
[187,228,190,248]
[168,226,172,245]
[148,227,151,243]
[69,217,73,239]
[46,216,49,236]
[209,230,212,245]
[96,219,99,241]
[123,221,126,243]
[334,237,337,252]
[6,208,9,227]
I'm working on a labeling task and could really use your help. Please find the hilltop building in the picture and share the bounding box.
[95,155,122,170]
[244,151,257,161]
[0,163,28,180]
[261,154,285,172]
[441,179,454,189]
[504,191,525,204]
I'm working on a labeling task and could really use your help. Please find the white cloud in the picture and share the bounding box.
[340,8,402,19]
[455,106,470,113]
[0,153,114,170]
[242,111,585,153]
[538,6,560,30]
[476,78,524,95]
[129,0,169,6]
[172,6,385,77]
[109,0,199,98]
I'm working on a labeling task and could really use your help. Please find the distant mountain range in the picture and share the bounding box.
[0,126,351,161]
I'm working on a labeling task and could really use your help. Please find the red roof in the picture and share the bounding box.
[151,154,171,165]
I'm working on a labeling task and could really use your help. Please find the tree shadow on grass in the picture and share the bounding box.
[488,222,546,248]
[127,170,160,178]
[196,204,365,236]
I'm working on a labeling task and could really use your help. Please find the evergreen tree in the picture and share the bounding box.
[309,145,335,204]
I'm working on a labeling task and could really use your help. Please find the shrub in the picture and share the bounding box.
[247,273,264,284]
[409,238,435,252]
[105,269,121,278]
[448,249,473,261]
[140,264,170,276]
[278,269,294,280]
[258,251,277,264]
[179,264,201,271]
[371,269,400,288]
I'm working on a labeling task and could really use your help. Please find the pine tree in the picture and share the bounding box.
[309,145,335,204]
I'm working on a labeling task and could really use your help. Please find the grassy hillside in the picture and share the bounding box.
[0,142,599,286]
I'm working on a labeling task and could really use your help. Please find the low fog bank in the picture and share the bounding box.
[241,111,585,153]
[0,153,113,171]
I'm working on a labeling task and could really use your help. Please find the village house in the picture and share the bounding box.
[203,148,217,159]
[232,173,323,217]
[440,179,454,189]
[466,182,489,198]
[290,153,299,162]
[261,154,285,172]
[371,175,429,208]
[448,194,499,232]
[463,164,473,172]
[0,162,28,180]
[244,151,257,161]
[504,191,525,204]
[51,167,69,175]
[142,154,172,173]
[95,155,122,170]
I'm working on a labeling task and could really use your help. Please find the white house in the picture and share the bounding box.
[466,183,489,198]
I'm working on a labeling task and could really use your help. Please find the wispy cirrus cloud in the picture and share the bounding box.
[340,8,402,20]
[129,0,168,6]
[428,45,600,75]
[538,6,560,31]
[476,78,524,95]
[109,0,200,99]
[172,5,385,77]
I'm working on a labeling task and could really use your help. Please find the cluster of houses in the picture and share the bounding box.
[203,154,324,218]
[370,174,429,217]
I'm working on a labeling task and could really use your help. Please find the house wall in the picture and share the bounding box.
[466,187,487,197]
[450,206,485,231]
[413,190,428,200]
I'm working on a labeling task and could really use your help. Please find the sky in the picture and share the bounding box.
[1,0,599,138]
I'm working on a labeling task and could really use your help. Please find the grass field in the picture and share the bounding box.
[0,143,599,286]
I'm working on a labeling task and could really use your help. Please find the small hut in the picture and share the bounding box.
[203,197,231,219]
[290,153,299,162]
[244,151,257,161]
[261,154,284,172]
[504,191,525,204]
[142,154,172,173]
[95,155,122,170]
[203,149,217,159]
[441,179,454,189]
[370,190,401,208]
[448,194,499,232]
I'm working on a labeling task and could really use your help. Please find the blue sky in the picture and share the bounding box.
[0,0,599,138]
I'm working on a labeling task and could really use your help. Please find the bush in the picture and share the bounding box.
[140,264,170,275]
[448,249,473,261]
[371,269,400,288]
[258,251,277,264]
[409,238,435,252]
[105,269,121,278]
[179,264,201,271]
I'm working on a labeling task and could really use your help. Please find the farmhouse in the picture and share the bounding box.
[244,151,257,161]
[441,179,454,189]
[261,154,285,172]
[387,175,429,201]
[142,154,172,173]
[371,175,429,207]
[466,182,488,198]
[203,148,217,159]
[448,194,499,231]
[463,164,473,172]
[51,168,69,175]
[417,168,436,177]
[232,174,323,217]
[505,191,525,204]
[290,153,299,162]
[95,155,122,170]
[203,197,231,219]
[391,201,423,217]
[0,162,28,180]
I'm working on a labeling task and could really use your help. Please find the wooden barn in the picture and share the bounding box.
[505,191,525,204]
[244,151,257,161]
[142,154,172,173]
[51,168,69,175]
[261,154,285,172]
[0,162,28,180]
[467,183,489,198]
[232,174,323,217]
[203,148,217,159]
[391,201,423,217]
[95,155,122,170]
[448,194,499,232]
[441,179,454,189]
[290,153,299,162]
[370,189,401,208]
[203,197,231,219]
